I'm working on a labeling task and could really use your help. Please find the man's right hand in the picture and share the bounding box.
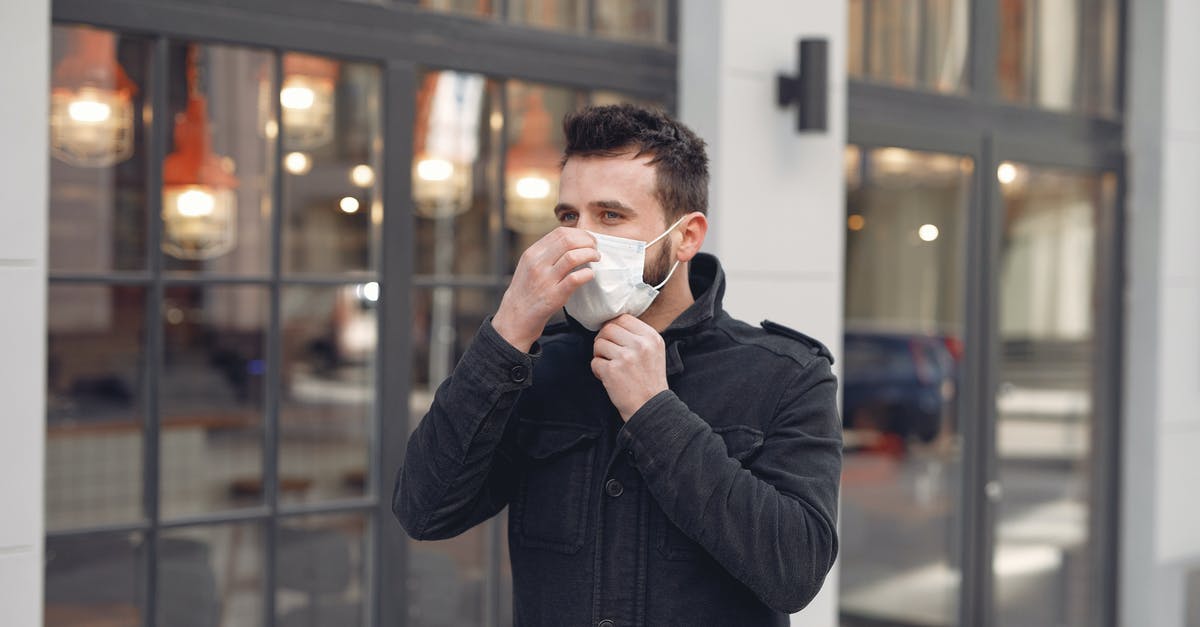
[492,227,599,353]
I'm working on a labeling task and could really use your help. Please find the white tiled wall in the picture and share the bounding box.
[680,2,846,625]
[0,0,48,625]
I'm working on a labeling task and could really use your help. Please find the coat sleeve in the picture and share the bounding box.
[619,357,842,613]
[392,318,531,541]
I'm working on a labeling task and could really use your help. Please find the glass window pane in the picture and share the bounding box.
[413,71,502,278]
[859,0,969,94]
[993,165,1113,627]
[49,26,151,273]
[849,0,865,77]
[159,285,267,518]
[507,0,586,34]
[589,89,663,109]
[279,285,376,504]
[997,0,1120,116]
[45,532,145,625]
[408,525,489,626]
[505,81,585,272]
[282,56,382,276]
[46,285,145,531]
[412,288,499,405]
[159,523,264,627]
[419,0,499,18]
[276,513,368,627]
[839,146,971,626]
[161,43,274,275]
[594,0,668,44]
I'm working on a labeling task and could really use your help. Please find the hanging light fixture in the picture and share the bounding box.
[259,53,338,150]
[50,27,137,167]
[505,88,561,235]
[412,72,484,219]
[506,90,561,236]
[162,46,239,260]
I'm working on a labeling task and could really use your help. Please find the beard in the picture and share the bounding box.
[642,239,675,287]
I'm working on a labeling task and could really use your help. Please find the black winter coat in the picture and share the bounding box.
[394,253,842,627]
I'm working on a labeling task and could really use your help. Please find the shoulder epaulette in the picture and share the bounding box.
[760,320,835,365]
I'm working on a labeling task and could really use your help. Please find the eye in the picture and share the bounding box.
[557,211,578,224]
[602,210,621,221]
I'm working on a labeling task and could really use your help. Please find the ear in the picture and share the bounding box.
[675,212,708,262]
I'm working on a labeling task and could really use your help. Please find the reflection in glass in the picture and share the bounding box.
[993,166,1110,627]
[850,0,969,93]
[279,285,376,504]
[839,146,970,626]
[51,26,137,168]
[594,0,668,44]
[590,90,663,110]
[413,71,501,278]
[997,0,1120,116]
[45,532,144,626]
[159,523,264,627]
[506,82,584,270]
[419,0,499,18]
[163,43,274,275]
[283,59,382,275]
[507,0,586,34]
[162,45,242,264]
[49,26,150,273]
[412,288,498,413]
[276,513,368,627]
[46,285,146,531]
[160,285,267,519]
[408,524,488,626]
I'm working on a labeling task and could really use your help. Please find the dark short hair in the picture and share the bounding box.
[561,104,709,221]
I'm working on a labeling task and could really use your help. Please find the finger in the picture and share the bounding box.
[590,357,607,379]
[597,320,640,347]
[593,337,623,360]
[610,314,656,336]
[554,266,594,298]
[521,227,589,268]
[549,245,601,281]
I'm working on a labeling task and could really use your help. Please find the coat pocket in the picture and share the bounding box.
[656,425,765,561]
[512,420,601,554]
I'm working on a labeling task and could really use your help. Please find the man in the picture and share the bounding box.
[394,104,841,626]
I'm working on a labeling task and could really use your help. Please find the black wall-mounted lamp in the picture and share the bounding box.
[777,38,829,133]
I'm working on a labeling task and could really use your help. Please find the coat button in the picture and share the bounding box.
[509,364,528,383]
[605,479,623,498]
[597,620,615,627]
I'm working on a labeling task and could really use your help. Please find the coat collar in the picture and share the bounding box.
[562,253,727,375]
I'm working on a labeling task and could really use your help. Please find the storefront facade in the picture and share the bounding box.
[1,1,1198,626]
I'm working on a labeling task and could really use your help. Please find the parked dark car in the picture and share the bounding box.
[841,329,960,444]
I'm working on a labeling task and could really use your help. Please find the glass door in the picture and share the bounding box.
[989,163,1119,627]
[839,145,974,627]
[839,139,1121,627]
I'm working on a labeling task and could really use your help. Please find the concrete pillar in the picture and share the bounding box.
[0,0,49,625]
[679,1,847,625]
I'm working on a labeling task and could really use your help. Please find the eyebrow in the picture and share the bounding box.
[554,200,638,217]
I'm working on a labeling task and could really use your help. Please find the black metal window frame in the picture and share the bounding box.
[847,2,1126,627]
[46,1,678,626]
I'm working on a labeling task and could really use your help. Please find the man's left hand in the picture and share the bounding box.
[592,314,669,421]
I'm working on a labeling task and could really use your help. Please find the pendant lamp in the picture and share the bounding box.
[50,27,137,167]
[259,53,338,150]
[505,88,560,234]
[162,46,239,260]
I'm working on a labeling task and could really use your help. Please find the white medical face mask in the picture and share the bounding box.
[564,215,687,331]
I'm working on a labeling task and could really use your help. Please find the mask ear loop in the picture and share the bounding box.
[651,260,681,290]
[645,214,689,290]
[646,214,690,248]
